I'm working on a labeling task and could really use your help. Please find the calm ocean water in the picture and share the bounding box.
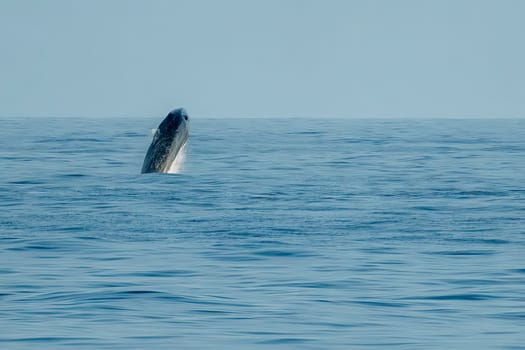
[1,117,524,349]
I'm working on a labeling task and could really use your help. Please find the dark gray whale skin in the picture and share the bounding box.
[141,108,189,173]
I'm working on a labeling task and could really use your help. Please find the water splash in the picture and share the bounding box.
[168,143,187,174]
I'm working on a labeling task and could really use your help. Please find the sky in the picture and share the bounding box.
[1,0,524,118]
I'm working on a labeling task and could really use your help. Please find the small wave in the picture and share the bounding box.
[424,293,496,301]
[427,250,495,256]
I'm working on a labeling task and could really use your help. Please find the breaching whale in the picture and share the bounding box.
[141,108,189,173]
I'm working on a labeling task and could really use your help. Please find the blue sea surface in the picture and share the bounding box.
[1,117,524,349]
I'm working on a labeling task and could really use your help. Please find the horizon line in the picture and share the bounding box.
[1,115,524,120]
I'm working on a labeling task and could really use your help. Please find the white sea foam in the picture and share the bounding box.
[168,143,187,174]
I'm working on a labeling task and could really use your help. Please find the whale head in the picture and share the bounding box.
[141,108,190,173]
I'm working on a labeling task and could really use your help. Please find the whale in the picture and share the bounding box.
[141,108,189,173]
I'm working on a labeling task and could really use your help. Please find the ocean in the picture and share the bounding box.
[1,117,524,349]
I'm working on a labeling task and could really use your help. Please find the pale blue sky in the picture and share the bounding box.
[1,0,524,118]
